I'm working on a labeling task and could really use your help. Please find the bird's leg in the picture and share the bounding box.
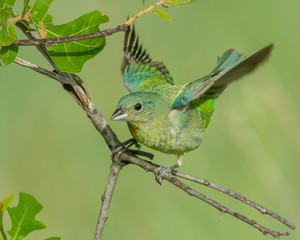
[112,138,140,155]
[112,138,154,160]
[123,138,141,149]
[170,154,183,171]
[154,154,184,184]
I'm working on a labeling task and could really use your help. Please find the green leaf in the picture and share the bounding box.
[45,10,109,73]
[44,237,61,240]
[0,45,18,65]
[7,192,46,240]
[0,193,14,240]
[0,8,17,46]
[0,0,16,8]
[153,9,172,21]
[168,0,195,5]
[0,193,14,214]
[0,193,15,221]
[31,0,53,27]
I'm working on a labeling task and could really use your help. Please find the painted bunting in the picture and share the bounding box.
[111,25,273,182]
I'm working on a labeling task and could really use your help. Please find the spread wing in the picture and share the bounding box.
[171,44,274,109]
[121,25,174,93]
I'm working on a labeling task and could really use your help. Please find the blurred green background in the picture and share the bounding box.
[0,0,299,239]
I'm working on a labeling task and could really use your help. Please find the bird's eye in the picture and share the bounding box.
[134,103,142,111]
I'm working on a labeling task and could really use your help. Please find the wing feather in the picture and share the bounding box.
[172,44,274,109]
[121,25,173,93]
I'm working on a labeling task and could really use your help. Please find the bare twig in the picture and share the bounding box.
[14,22,123,240]
[10,0,167,47]
[94,160,124,240]
[173,171,296,230]
[11,24,128,47]
[121,152,293,238]
[13,57,72,85]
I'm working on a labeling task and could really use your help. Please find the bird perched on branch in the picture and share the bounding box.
[111,25,273,183]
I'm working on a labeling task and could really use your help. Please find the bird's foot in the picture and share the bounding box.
[154,166,173,185]
[122,138,141,149]
[112,138,153,160]
[112,138,140,155]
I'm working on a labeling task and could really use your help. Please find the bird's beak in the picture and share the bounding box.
[111,108,129,121]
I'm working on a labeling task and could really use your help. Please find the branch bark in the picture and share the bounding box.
[94,161,124,240]
[11,24,128,46]
[10,14,295,240]
[121,152,294,238]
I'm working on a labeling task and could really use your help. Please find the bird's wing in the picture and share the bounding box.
[121,25,174,93]
[171,44,273,109]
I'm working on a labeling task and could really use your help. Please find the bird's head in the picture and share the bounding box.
[111,92,166,123]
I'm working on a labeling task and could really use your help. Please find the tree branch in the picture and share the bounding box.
[121,152,293,238]
[94,160,124,240]
[11,24,128,47]
[10,0,168,47]
[124,0,168,25]
[174,171,296,230]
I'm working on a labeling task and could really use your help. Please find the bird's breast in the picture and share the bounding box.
[127,107,204,155]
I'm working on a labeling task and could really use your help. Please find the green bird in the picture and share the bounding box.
[111,25,273,182]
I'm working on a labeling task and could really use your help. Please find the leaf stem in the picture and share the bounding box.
[0,218,8,240]
[7,12,31,24]
[124,0,169,25]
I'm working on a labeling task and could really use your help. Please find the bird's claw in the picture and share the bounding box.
[154,166,172,185]
[112,138,140,156]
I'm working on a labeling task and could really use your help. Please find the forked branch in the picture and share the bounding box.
[10,0,171,47]
[122,152,294,238]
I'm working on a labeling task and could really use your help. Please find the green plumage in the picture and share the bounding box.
[111,25,273,170]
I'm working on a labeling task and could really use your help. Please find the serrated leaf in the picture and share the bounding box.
[45,10,109,73]
[0,45,18,65]
[7,192,46,240]
[31,0,53,27]
[0,8,18,46]
[153,9,172,21]
[169,0,195,5]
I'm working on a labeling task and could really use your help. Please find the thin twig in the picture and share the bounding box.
[168,176,290,238]
[13,56,121,151]
[174,171,296,230]
[125,0,167,25]
[13,23,123,240]
[94,161,124,240]
[15,21,61,72]
[11,24,128,46]
[13,57,73,85]
[10,0,167,47]
[122,152,292,238]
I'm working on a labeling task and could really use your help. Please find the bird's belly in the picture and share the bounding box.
[128,121,203,155]
[161,125,203,154]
